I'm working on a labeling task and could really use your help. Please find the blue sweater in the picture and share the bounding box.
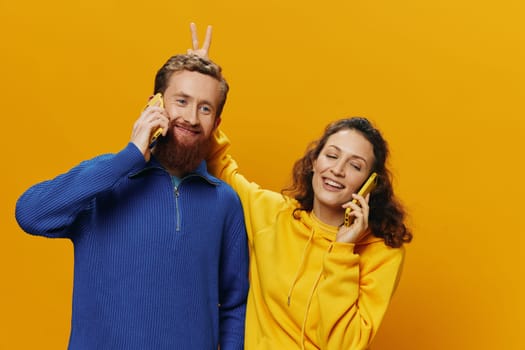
[15,143,249,350]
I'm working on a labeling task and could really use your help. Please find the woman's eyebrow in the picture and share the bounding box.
[326,144,368,164]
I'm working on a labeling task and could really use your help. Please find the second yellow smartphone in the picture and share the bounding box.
[145,93,164,148]
[344,172,378,227]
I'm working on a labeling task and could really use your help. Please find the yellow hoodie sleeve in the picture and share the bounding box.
[207,129,290,242]
[316,241,405,349]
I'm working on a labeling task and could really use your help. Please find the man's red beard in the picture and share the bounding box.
[152,121,211,176]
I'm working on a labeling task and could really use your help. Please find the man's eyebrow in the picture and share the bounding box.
[172,91,191,98]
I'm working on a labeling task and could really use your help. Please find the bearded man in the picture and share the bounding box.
[15,52,249,350]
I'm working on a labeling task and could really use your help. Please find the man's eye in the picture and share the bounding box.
[176,99,186,105]
[200,105,211,113]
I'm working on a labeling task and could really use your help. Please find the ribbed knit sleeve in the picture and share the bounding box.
[218,187,249,350]
[15,143,146,238]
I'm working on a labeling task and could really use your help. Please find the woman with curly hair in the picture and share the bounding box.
[193,24,413,350]
[207,117,412,350]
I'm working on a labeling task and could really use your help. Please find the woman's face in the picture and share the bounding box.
[312,128,375,220]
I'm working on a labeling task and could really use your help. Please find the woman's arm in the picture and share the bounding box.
[207,129,290,242]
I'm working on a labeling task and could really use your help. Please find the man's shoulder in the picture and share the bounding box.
[210,176,238,197]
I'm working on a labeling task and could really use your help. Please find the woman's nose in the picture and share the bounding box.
[331,161,346,177]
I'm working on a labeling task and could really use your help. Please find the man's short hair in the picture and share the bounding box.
[154,54,229,118]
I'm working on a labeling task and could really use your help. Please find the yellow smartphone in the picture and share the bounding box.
[344,172,378,227]
[145,93,164,148]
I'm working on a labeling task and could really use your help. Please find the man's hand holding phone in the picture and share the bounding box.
[131,93,168,161]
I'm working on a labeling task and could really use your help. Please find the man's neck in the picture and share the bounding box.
[162,163,186,178]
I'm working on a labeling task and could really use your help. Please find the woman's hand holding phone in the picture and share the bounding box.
[337,172,378,244]
[337,193,371,244]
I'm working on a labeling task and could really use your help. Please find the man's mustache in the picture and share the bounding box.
[167,120,202,134]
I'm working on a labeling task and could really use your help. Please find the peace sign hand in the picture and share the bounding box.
[187,22,212,58]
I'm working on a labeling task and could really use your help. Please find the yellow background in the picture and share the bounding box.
[1,0,524,349]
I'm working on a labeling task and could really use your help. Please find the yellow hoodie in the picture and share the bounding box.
[207,130,406,350]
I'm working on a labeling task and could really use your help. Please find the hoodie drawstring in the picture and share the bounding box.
[300,263,325,350]
[287,227,315,306]
[287,215,338,350]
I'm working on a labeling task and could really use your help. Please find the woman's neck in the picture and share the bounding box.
[312,205,344,227]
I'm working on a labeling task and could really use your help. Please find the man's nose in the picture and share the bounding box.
[182,105,198,125]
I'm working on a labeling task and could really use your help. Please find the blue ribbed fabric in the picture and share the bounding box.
[15,143,249,350]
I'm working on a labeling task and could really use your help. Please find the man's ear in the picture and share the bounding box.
[214,117,222,129]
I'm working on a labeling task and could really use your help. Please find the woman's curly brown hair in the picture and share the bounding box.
[283,117,412,248]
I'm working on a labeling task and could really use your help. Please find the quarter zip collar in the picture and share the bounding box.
[129,157,220,186]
